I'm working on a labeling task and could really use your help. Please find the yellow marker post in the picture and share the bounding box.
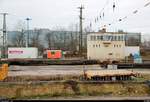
[0,64,8,81]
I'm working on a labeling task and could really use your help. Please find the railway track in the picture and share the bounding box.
[0,59,99,65]
[1,59,150,69]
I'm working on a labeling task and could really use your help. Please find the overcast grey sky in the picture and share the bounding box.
[0,0,150,35]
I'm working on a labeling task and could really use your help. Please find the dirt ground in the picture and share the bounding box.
[8,65,150,77]
[8,65,101,76]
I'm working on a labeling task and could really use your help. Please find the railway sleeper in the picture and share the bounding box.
[89,75,133,81]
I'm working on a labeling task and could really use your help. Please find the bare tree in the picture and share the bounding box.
[10,20,26,47]
[14,20,26,31]
[45,31,53,49]
[30,29,44,56]
[142,39,150,48]
[30,29,40,47]
[11,29,26,47]
[67,23,80,52]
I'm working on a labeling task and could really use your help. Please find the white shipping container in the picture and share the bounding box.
[8,47,38,59]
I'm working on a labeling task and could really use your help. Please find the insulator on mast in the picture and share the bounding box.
[103,12,104,17]
[113,2,115,12]
[90,23,92,27]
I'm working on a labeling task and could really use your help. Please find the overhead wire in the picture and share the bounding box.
[88,0,150,32]
[82,0,150,33]
[88,0,110,31]
[105,0,150,30]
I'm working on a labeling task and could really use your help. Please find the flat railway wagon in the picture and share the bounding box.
[83,70,139,81]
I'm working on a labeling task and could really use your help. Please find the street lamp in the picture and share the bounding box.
[25,17,32,47]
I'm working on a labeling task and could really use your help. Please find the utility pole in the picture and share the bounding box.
[78,5,84,56]
[70,31,73,51]
[63,32,66,51]
[75,23,79,52]
[25,18,32,47]
[1,13,8,58]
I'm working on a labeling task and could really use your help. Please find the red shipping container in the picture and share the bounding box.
[47,50,62,59]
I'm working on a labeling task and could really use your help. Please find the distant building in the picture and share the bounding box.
[87,30,141,61]
[0,31,3,46]
[0,31,3,58]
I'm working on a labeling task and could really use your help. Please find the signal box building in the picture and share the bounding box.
[87,31,141,61]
